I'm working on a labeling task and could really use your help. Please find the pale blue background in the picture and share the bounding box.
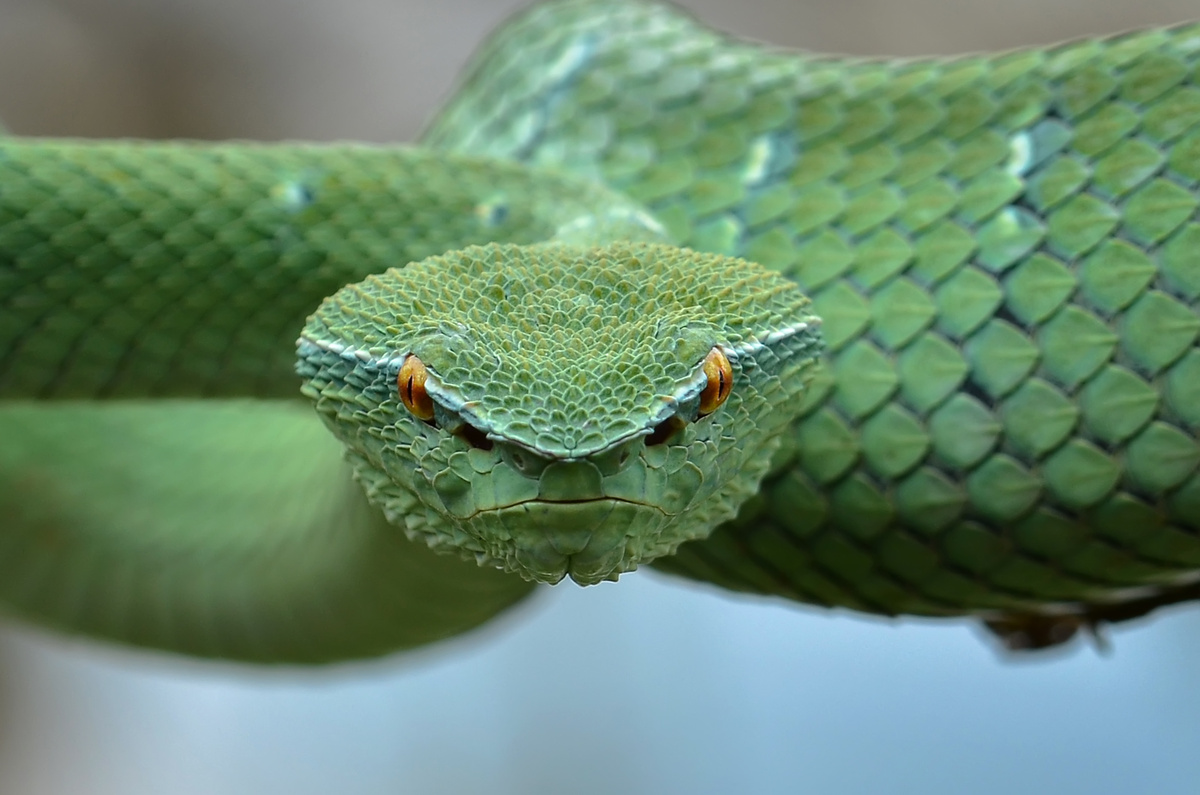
[2,576,1200,794]
[2,0,1200,792]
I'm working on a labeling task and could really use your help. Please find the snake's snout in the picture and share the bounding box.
[480,441,684,585]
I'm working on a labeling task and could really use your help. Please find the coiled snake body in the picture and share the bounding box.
[3,0,1200,660]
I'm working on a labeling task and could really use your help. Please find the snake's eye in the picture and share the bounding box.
[398,354,436,421]
[698,347,733,416]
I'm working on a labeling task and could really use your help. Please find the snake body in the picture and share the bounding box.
[4,0,1200,660]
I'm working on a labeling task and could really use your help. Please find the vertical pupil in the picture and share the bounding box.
[398,354,436,421]
[698,347,732,416]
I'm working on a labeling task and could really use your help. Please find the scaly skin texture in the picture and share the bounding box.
[0,141,662,661]
[0,140,662,398]
[0,401,535,663]
[297,242,820,585]
[1,0,1200,660]
[426,1,1200,645]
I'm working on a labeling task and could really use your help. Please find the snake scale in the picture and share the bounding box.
[3,0,1200,662]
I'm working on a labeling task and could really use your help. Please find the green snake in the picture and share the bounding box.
[3,0,1200,662]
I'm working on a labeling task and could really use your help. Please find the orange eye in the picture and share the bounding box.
[397,354,436,421]
[698,348,733,416]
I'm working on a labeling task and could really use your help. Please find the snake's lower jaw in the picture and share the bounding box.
[493,499,674,585]
[350,446,701,585]
[341,433,738,586]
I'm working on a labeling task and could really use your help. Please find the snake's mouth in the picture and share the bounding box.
[461,495,669,520]
[518,496,667,511]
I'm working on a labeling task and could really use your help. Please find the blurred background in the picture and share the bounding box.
[3,0,1200,792]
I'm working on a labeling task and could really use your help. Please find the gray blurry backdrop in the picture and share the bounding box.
[2,0,1200,793]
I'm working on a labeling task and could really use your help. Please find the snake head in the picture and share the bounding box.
[297,242,821,585]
